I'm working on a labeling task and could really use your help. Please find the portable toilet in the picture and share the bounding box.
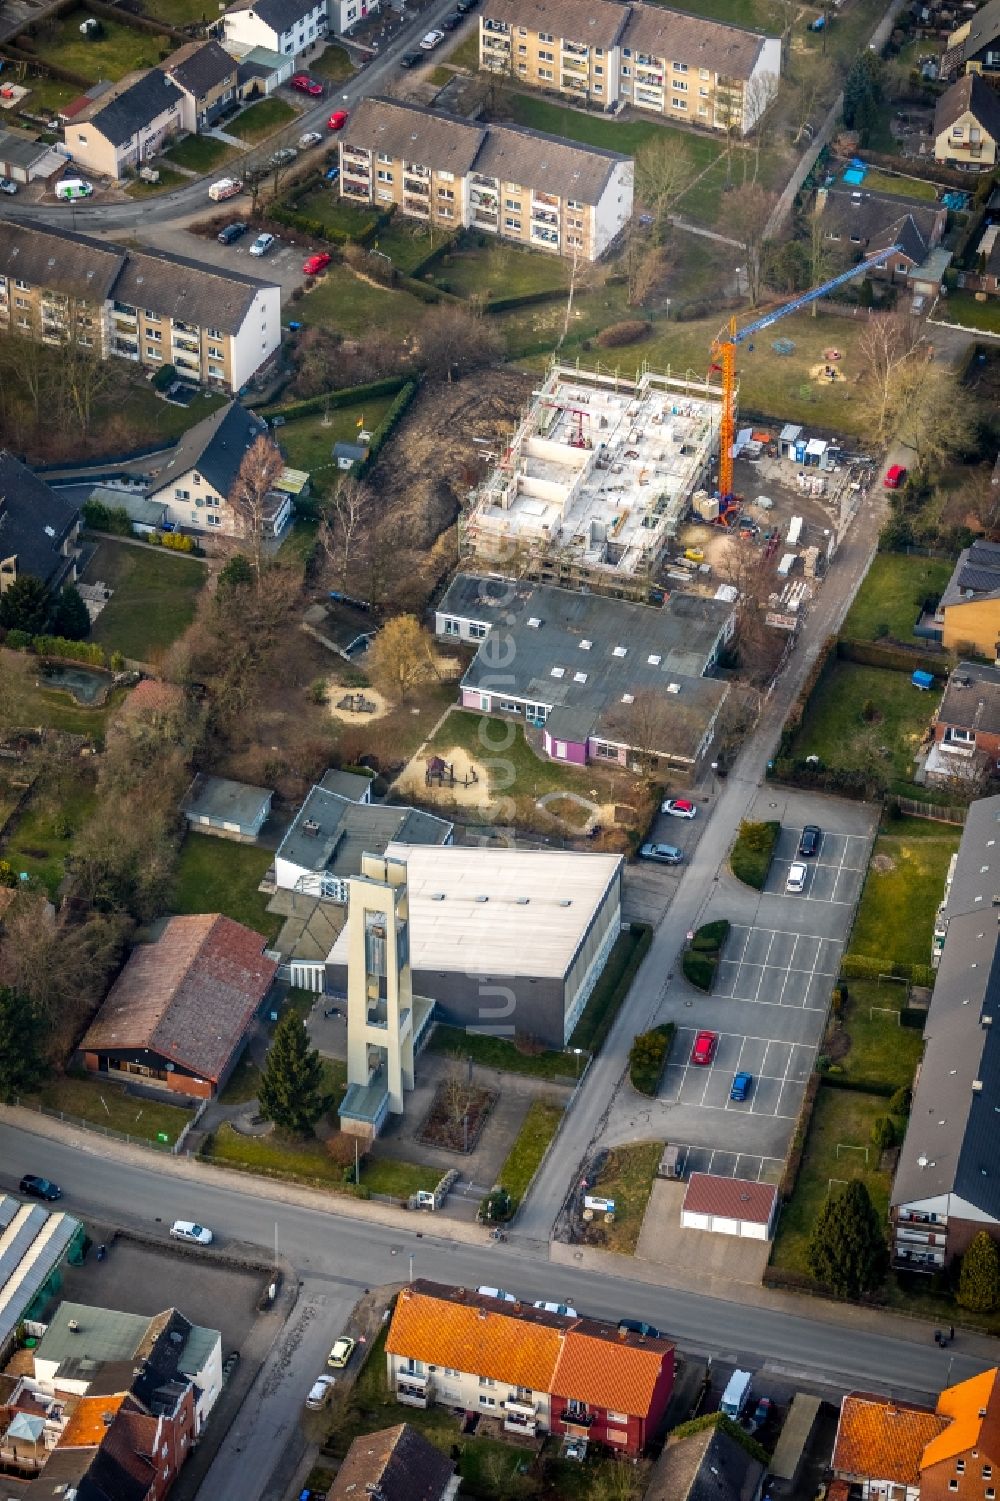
[912,670,934,691]
[794,440,807,464]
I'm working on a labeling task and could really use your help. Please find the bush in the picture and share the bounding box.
[262,376,410,424]
[152,363,177,392]
[628,1023,675,1096]
[730,820,780,889]
[871,1115,897,1150]
[151,530,196,552]
[691,919,730,953]
[4,629,32,651]
[597,319,649,348]
[889,1084,912,1116]
[34,636,106,666]
[682,951,716,991]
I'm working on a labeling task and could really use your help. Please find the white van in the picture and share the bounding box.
[720,1369,753,1420]
[56,179,93,201]
[208,177,242,201]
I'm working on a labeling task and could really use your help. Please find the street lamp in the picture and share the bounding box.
[572,1047,585,1079]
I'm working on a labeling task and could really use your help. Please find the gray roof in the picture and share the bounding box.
[963,0,1000,59]
[0,220,123,304]
[442,573,732,759]
[320,767,373,801]
[473,120,627,204]
[819,187,942,265]
[278,787,452,877]
[480,0,630,50]
[646,1423,765,1501]
[76,69,184,147]
[0,453,80,588]
[941,792,1000,922]
[333,441,369,463]
[936,662,1000,740]
[330,1425,455,1501]
[149,401,268,501]
[185,774,272,828]
[940,539,1000,610]
[112,245,274,336]
[0,126,51,170]
[88,487,167,527]
[622,3,769,79]
[343,96,486,176]
[935,71,1000,140]
[34,1301,218,1413]
[0,1197,81,1353]
[161,39,237,99]
[226,0,332,34]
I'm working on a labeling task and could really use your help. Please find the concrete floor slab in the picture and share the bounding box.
[635,1179,770,1285]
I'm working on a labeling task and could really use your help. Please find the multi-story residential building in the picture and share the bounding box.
[936,538,1000,657]
[941,0,1000,82]
[0,454,81,598]
[0,222,281,394]
[161,39,239,134]
[145,400,289,537]
[223,0,328,59]
[478,0,781,134]
[386,1281,674,1456]
[338,97,632,260]
[63,69,184,181]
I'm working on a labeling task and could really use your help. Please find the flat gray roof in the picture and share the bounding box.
[278,787,451,876]
[186,774,272,828]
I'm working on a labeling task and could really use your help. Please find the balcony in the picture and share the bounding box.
[174,354,201,374]
[561,52,588,70]
[404,177,429,196]
[562,1408,596,1433]
[531,209,558,226]
[343,182,370,200]
[175,318,198,335]
[483,17,509,31]
[562,75,588,92]
[115,339,139,359]
[173,336,200,355]
[396,1372,431,1408]
[563,40,588,56]
[635,68,664,85]
[534,191,559,208]
[112,302,137,321]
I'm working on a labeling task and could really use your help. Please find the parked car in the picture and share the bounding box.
[222,1351,240,1383]
[325,165,341,181]
[269,146,297,166]
[217,221,247,244]
[169,1220,213,1245]
[884,463,907,489]
[208,176,242,201]
[305,1375,336,1410]
[456,0,478,12]
[298,130,323,148]
[419,28,445,47]
[303,252,332,275]
[618,1318,660,1338]
[690,1030,718,1066]
[533,1300,577,1316]
[798,824,821,857]
[661,797,696,819]
[20,1175,61,1200]
[730,1071,753,1102]
[639,842,684,865]
[291,73,323,95]
[249,232,276,257]
[0,177,18,194]
[477,1286,516,1302]
[749,1396,774,1434]
[441,11,462,26]
[327,109,349,130]
[327,1337,356,1368]
[785,861,808,894]
[399,49,423,65]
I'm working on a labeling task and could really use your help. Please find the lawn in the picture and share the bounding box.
[115,383,226,450]
[848,816,961,970]
[588,1142,662,1255]
[140,0,220,25]
[769,1085,891,1279]
[436,239,570,300]
[125,166,188,197]
[275,396,396,480]
[442,28,480,70]
[371,217,448,273]
[293,187,380,239]
[496,1099,564,1206]
[933,291,1000,335]
[860,168,939,203]
[2,772,96,897]
[204,1114,431,1201]
[827,978,924,1093]
[312,43,355,82]
[428,1025,581,1080]
[31,1074,192,1145]
[789,661,933,781]
[229,97,297,141]
[295,266,429,338]
[171,834,281,942]
[40,10,170,81]
[648,0,787,26]
[841,553,953,643]
[164,133,235,173]
[83,538,206,663]
[217,1052,262,1105]
[0,650,122,738]
[22,76,79,114]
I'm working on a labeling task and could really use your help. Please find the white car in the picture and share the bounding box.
[249,232,276,257]
[169,1220,213,1245]
[298,131,323,148]
[305,1374,336,1410]
[533,1300,578,1317]
[660,797,697,819]
[785,861,808,894]
[419,28,445,47]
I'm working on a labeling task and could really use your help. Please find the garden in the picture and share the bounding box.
[83,538,207,663]
[171,834,281,943]
[578,1142,663,1255]
[228,97,297,141]
[31,8,171,82]
[786,660,933,786]
[847,816,962,973]
[841,553,953,644]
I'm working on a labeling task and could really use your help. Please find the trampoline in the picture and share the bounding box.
[843,166,866,185]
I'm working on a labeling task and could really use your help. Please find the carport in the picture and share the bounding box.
[680,1173,778,1240]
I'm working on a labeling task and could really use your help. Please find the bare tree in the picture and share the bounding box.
[901,364,980,474]
[857,312,925,444]
[229,433,285,585]
[556,246,596,351]
[417,305,503,383]
[635,133,695,234]
[58,308,126,435]
[317,475,368,588]
[0,310,53,423]
[717,535,779,668]
[790,53,825,144]
[366,614,439,697]
[722,183,777,306]
[744,72,781,181]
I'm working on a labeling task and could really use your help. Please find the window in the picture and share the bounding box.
[518,42,527,51]
[144,309,160,321]
[14,279,28,290]
[538,48,553,60]
[479,1396,497,1407]
[984,1470,993,1481]
[698,104,708,115]
[623,46,631,56]
[443,617,461,637]
[594,63,603,74]
[699,85,709,96]
[550,666,565,678]
[539,29,553,40]
[958,1464,966,1475]
[207,513,222,526]
[438,170,454,182]
[593,741,617,760]
[699,66,709,78]
[949,1486,958,1494]
[148,328,163,341]
[506,197,521,209]
[377,169,394,182]
[146,347,162,360]
[176,488,190,501]
[497,699,520,713]
[673,60,688,71]
[377,151,393,164]
[505,217,522,230]
[539,66,553,79]
[14,296,28,309]
[672,97,687,109]
[613,645,627,657]
[621,63,630,75]
[444,1367,461,1378]
[479,1376,496,1388]
[673,79,687,91]
[573,671,588,683]
[469,621,488,639]
[608,1412,628,1424]
[439,206,454,218]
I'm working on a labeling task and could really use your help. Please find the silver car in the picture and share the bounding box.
[249,232,276,257]
[169,1219,213,1245]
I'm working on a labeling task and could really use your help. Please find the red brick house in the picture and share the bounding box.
[550,1326,674,1454]
[80,913,277,1100]
[928,662,1000,785]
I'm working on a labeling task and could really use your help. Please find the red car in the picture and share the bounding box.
[690,1030,718,1066]
[884,464,907,489]
[292,73,323,96]
[327,109,349,130]
[303,252,331,276]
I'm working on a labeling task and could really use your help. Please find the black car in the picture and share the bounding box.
[798,824,822,857]
[441,11,462,26]
[399,49,423,66]
[217,221,248,245]
[20,1175,62,1201]
[618,1318,659,1338]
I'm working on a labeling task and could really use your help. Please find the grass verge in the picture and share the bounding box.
[497,1098,564,1206]
[848,816,961,971]
[427,1025,579,1080]
[32,1075,192,1144]
[933,291,1000,335]
[591,1142,663,1255]
[164,133,235,173]
[569,923,650,1053]
[229,97,297,141]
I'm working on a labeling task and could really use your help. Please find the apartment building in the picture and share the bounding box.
[0,222,281,394]
[223,0,328,59]
[339,96,632,259]
[479,0,781,134]
[63,69,184,180]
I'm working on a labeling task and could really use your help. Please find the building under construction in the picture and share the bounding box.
[461,362,724,599]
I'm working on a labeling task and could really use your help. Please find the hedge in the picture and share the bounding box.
[730,820,780,890]
[682,951,716,991]
[837,637,948,675]
[359,379,418,473]
[407,235,457,282]
[628,1023,675,1096]
[82,498,133,537]
[691,919,730,953]
[570,921,652,1054]
[778,1071,822,1201]
[148,531,196,552]
[35,637,107,666]
[841,955,936,987]
[262,375,411,423]
[484,287,571,315]
[817,1073,895,1097]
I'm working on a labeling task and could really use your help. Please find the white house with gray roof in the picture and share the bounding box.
[146,401,289,537]
[223,0,328,58]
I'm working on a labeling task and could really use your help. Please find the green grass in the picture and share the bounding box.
[842,553,953,643]
[428,64,454,86]
[2,774,96,897]
[859,168,939,203]
[116,384,226,449]
[648,0,786,26]
[312,43,354,82]
[421,708,605,811]
[770,1085,891,1279]
[39,11,170,82]
[569,925,649,1053]
[360,1156,437,1198]
[428,1025,581,1080]
[125,166,188,196]
[589,1141,663,1255]
[140,0,219,25]
[171,834,280,942]
[790,661,932,780]
[435,239,570,300]
[163,133,235,173]
[293,187,380,238]
[370,218,449,273]
[83,538,206,663]
[274,397,395,479]
[828,979,924,1093]
[496,1099,564,1204]
[229,97,297,141]
[296,266,429,338]
[217,1052,262,1105]
[22,76,79,114]
[848,817,961,970]
[32,1074,192,1143]
[1,649,122,738]
[443,28,480,70]
[934,291,1000,335]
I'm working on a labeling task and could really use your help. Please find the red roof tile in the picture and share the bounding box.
[682,1174,777,1225]
[834,1394,948,1484]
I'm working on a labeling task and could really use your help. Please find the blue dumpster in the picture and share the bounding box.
[912,670,934,691]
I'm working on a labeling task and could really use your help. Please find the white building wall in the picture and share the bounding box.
[230,284,281,392]
[152,469,228,532]
[186,1334,223,1430]
[593,159,634,259]
[743,37,782,133]
[386,1351,553,1428]
[224,10,281,52]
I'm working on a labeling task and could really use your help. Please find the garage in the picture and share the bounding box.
[680,1173,778,1240]
[0,126,57,183]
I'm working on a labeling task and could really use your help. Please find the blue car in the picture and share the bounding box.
[730,1072,753,1102]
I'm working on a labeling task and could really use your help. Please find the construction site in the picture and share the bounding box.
[460,363,724,600]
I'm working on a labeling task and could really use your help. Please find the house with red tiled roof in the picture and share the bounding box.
[385,1281,673,1456]
[833,1371,1000,1501]
[79,913,277,1100]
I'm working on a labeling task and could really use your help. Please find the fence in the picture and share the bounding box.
[893,795,967,825]
[13,1097,174,1150]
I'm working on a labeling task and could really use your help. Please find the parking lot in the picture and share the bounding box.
[716,925,843,1012]
[662,1024,817,1123]
[766,825,870,907]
